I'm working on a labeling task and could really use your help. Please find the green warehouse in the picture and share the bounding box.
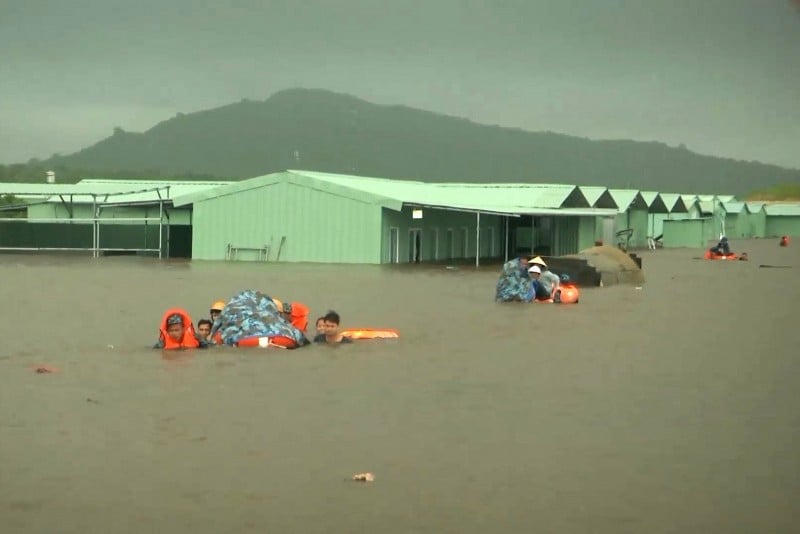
[763,203,800,237]
[172,170,617,264]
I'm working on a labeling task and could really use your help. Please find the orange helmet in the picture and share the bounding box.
[210,300,225,312]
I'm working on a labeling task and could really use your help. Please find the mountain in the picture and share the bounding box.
[5,88,800,194]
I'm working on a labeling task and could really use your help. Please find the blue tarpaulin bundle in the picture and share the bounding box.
[210,290,309,347]
[495,258,534,302]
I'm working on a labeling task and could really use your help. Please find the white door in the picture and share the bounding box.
[389,227,399,263]
[602,217,616,246]
[409,229,421,263]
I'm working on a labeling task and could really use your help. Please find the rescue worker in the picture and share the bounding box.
[271,298,310,332]
[210,300,226,323]
[710,236,732,256]
[154,310,212,349]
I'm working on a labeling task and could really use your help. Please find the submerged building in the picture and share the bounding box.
[171,170,619,264]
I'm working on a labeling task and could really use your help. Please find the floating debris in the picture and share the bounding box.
[351,472,375,482]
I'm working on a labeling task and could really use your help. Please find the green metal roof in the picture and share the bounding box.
[745,202,765,213]
[659,193,688,213]
[716,194,736,203]
[640,191,669,213]
[1,182,153,196]
[577,186,617,209]
[681,194,699,207]
[763,203,800,216]
[71,179,233,205]
[607,189,647,212]
[1,180,232,206]
[698,200,715,214]
[172,170,594,215]
[721,201,745,214]
[412,181,586,210]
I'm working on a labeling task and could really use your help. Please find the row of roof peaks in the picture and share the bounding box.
[2,171,794,216]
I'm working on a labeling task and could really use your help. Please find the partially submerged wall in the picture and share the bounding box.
[564,246,645,286]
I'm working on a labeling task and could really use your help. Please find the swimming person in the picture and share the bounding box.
[197,319,213,341]
[314,311,353,344]
[710,236,732,256]
[315,316,326,336]
[154,309,212,350]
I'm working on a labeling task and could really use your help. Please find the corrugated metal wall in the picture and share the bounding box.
[191,181,382,263]
[553,217,580,256]
[380,206,504,263]
[577,217,596,252]
[765,216,800,237]
[747,210,766,238]
[627,209,649,247]
[723,213,750,238]
[662,218,717,248]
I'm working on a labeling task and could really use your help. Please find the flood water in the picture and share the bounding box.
[1,239,799,533]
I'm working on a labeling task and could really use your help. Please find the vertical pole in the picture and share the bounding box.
[92,195,97,258]
[475,212,480,267]
[158,199,164,259]
[530,217,535,255]
[504,216,509,261]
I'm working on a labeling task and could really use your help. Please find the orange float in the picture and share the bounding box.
[235,335,301,349]
[704,250,739,260]
[533,283,580,304]
[340,328,400,340]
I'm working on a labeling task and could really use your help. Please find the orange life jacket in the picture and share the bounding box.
[286,302,309,332]
[158,308,200,350]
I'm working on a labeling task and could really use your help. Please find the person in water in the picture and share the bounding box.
[710,236,732,256]
[271,298,310,332]
[315,316,326,336]
[314,311,353,344]
[196,319,213,341]
[154,311,211,350]
[528,257,561,299]
[210,300,226,323]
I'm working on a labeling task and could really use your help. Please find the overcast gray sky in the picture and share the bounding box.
[2,0,799,167]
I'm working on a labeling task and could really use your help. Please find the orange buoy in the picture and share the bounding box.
[533,283,580,304]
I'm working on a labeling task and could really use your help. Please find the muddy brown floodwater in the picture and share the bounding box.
[1,238,799,533]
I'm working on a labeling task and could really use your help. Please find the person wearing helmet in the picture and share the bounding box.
[209,300,226,323]
[528,256,561,300]
[271,298,310,332]
[153,309,212,349]
[709,236,732,256]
